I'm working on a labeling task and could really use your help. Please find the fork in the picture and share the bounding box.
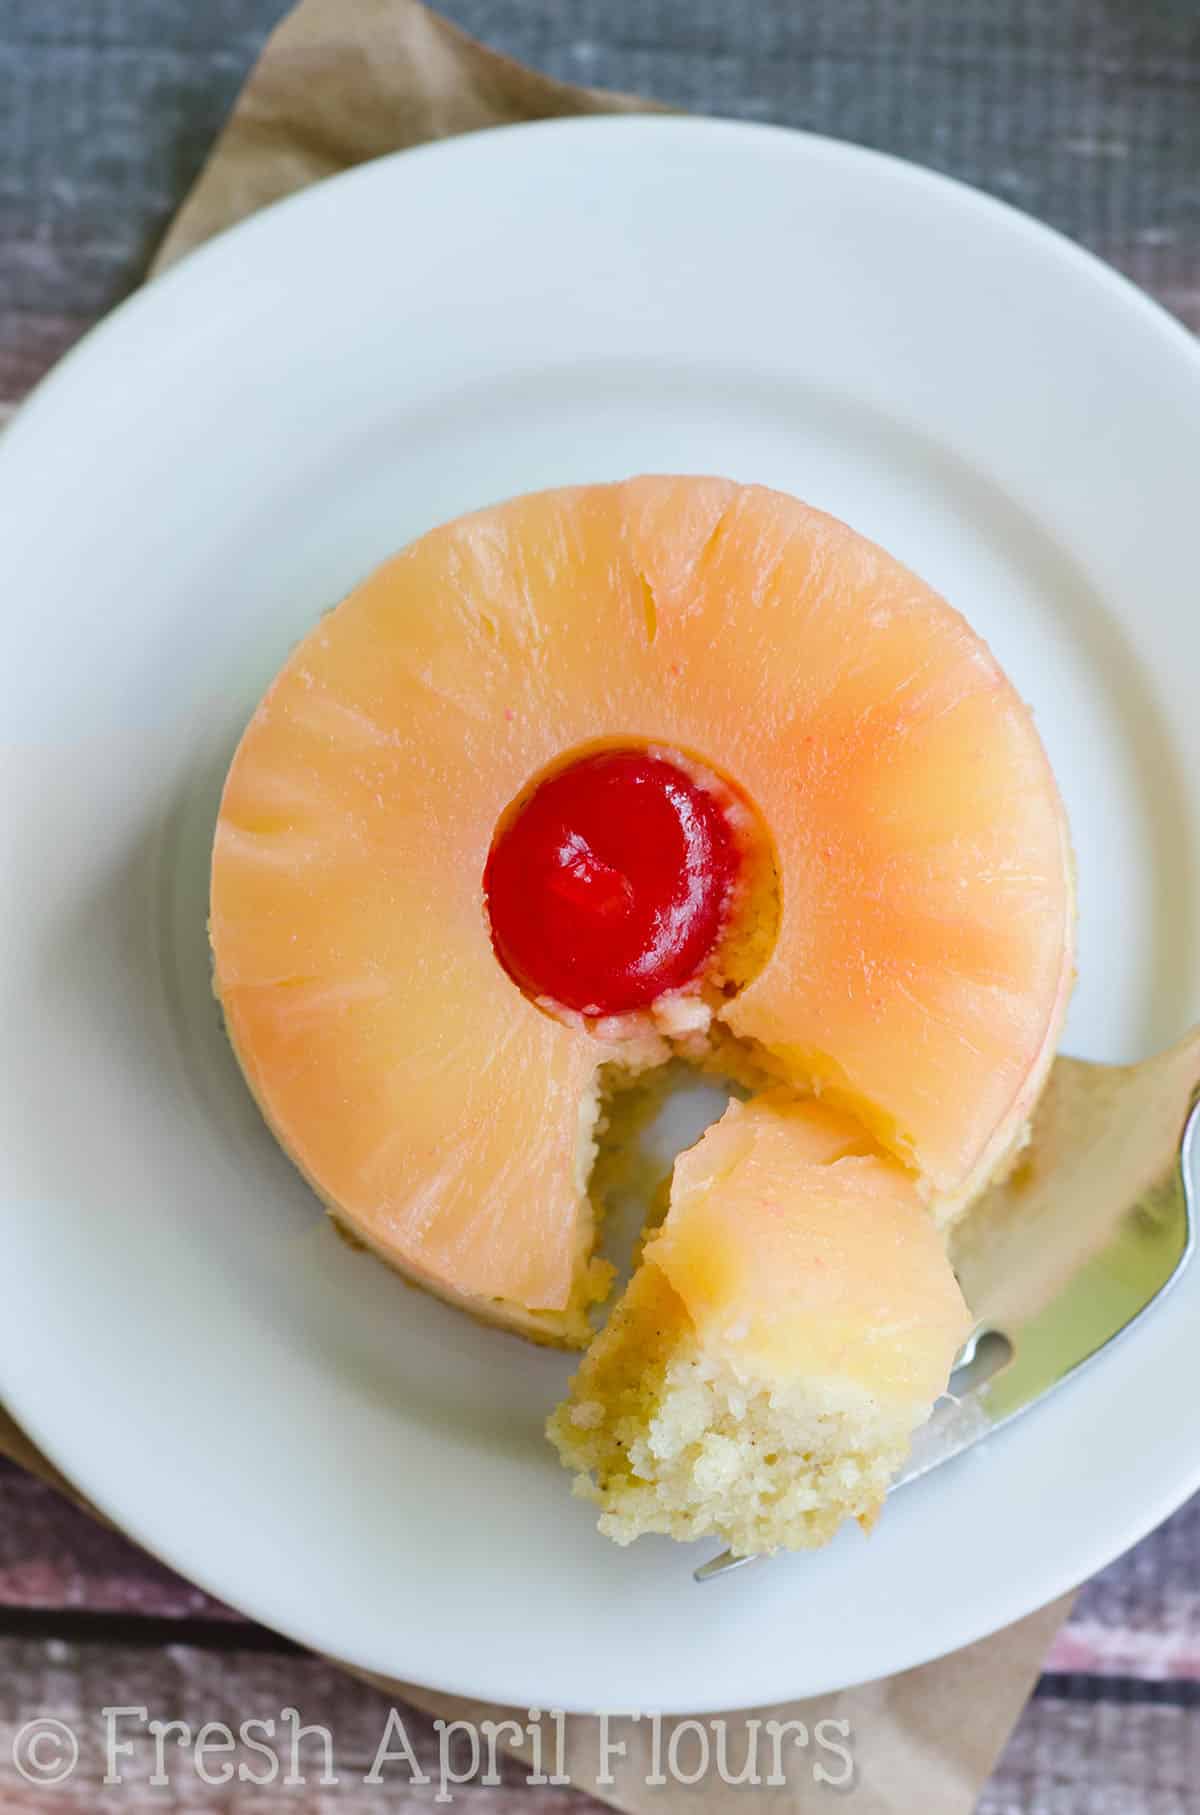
[696,1032,1200,1582]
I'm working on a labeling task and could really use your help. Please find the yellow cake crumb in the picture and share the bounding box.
[548,1264,922,1553]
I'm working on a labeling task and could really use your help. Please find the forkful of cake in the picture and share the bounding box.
[696,1030,1200,1581]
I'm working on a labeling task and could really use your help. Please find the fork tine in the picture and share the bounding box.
[693,1548,764,1582]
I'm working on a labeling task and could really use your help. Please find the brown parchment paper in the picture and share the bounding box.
[0,3,1075,1808]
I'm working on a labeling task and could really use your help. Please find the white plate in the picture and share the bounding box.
[2,117,1199,1714]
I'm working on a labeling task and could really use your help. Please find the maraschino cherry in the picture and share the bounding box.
[485,748,737,1016]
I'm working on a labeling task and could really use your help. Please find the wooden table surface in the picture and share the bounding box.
[2,4,1199,1810]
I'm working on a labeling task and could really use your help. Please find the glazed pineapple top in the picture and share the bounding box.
[210,476,1073,1323]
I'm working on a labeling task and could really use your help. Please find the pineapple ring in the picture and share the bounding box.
[210,477,1074,1345]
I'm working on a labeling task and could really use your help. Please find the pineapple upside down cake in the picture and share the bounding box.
[210,476,1074,1556]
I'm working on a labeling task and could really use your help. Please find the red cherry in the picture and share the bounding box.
[485,748,738,1016]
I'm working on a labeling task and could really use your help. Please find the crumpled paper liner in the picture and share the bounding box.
[1,3,1072,1808]
[151,0,650,274]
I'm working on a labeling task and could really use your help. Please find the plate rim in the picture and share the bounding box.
[7,113,1200,459]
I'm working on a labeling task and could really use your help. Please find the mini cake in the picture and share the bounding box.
[210,476,1074,1551]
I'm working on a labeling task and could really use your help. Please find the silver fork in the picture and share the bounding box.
[696,1084,1200,1582]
